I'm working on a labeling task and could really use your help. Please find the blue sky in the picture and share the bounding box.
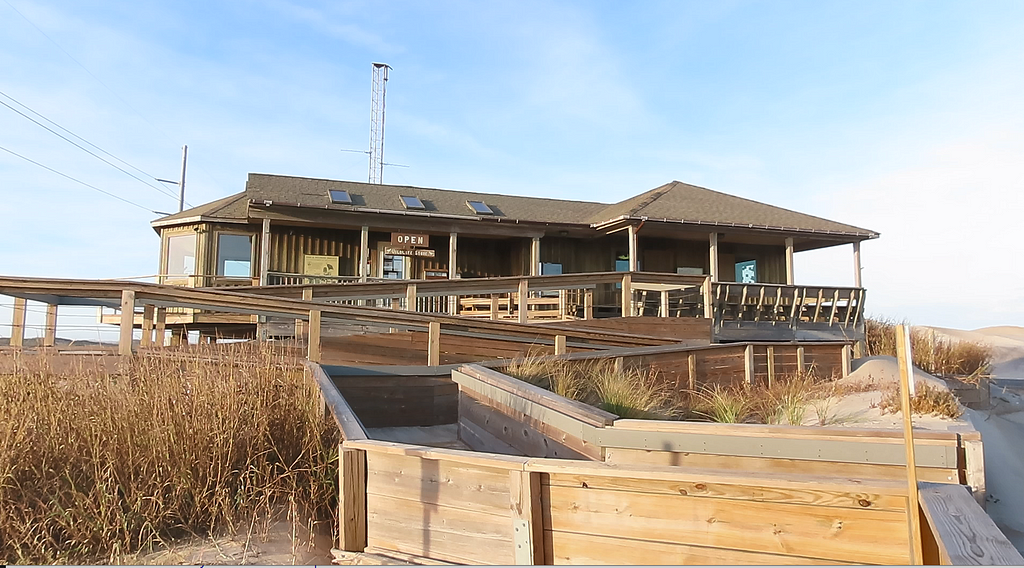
[2,0,1023,339]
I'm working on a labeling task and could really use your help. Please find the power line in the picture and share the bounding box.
[0,97,181,202]
[0,144,158,213]
[0,89,185,202]
[1,0,227,198]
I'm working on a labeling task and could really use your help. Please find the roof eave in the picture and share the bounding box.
[591,215,879,240]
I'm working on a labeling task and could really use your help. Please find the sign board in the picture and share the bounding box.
[304,254,340,276]
[391,232,430,248]
[383,245,436,258]
[735,260,757,283]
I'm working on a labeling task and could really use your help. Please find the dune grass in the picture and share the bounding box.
[865,317,991,380]
[878,380,963,419]
[0,343,338,565]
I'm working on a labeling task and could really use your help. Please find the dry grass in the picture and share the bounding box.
[0,343,339,565]
[692,383,753,423]
[878,380,963,419]
[865,317,991,380]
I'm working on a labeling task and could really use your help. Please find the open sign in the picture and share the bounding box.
[391,232,430,247]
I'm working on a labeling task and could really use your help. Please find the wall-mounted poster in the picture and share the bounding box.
[735,260,757,283]
[304,254,340,276]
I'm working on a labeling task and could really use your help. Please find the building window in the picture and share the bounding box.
[165,233,197,276]
[328,189,352,204]
[400,195,425,209]
[217,234,253,277]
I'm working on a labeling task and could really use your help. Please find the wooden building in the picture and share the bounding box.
[152,174,877,288]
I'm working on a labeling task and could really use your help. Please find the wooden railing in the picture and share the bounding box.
[711,282,865,342]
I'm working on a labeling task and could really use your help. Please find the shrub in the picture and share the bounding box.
[878,380,962,419]
[0,343,338,564]
[692,383,753,423]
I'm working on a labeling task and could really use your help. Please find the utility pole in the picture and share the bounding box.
[178,144,187,213]
[157,144,188,213]
[368,63,390,184]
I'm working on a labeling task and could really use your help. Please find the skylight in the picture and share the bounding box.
[400,195,425,210]
[467,200,494,215]
[328,189,352,204]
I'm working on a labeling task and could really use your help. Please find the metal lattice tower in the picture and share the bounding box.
[368,63,391,184]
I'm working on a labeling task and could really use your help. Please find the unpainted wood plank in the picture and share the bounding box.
[509,470,544,564]
[427,321,440,366]
[543,471,907,512]
[365,450,512,514]
[344,439,530,470]
[896,323,925,564]
[961,435,986,508]
[119,290,135,356]
[366,492,514,565]
[459,390,596,460]
[545,528,845,565]
[918,482,1024,565]
[608,418,963,442]
[10,297,27,348]
[544,484,911,564]
[603,447,961,484]
[459,417,526,456]
[43,303,58,348]
[308,308,322,362]
[339,447,367,552]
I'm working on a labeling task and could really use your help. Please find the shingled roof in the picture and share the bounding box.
[153,173,877,238]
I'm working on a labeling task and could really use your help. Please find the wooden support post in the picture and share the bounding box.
[842,344,853,377]
[627,224,638,272]
[853,339,865,359]
[43,303,58,348]
[295,287,312,339]
[119,290,135,357]
[448,231,459,279]
[405,283,417,311]
[154,307,166,347]
[702,277,713,319]
[141,304,155,347]
[659,289,669,318]
[621,273,633,317]
[490,294,499,321]
[554,334,566,356]
[785,237,795,285]
[743,344,754,385]
[766,346,776,389]
[518,279,529,324]
[558,289,567,319]
[530,236,541,276]
[358,225,369,282]
[307,309,322,363]
[853,241,863,289]
[709,233,719,282]
[10,297,26,349]
[427,321,440,366]
[583,288,593,320]
[962,436,987,508]
[687,352,697,391]
[338,446,367,552]
[259,218,271,286]
[797,345,806,374]
[896,324,925,565]
[509,470,544,565]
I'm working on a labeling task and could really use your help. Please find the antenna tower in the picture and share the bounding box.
[368,63,391,184]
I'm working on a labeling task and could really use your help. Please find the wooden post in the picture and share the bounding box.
[307,309,322,363]
[141,304,155,347]
[558,289,567,319]
[853,241,863,289]
[797,345,806,374]
[259,218,271,286]
[358,225,369,282]
[338,446,367,552]
[896,324,925,565]
[427,321,440,366]
[962,436,987,508]
[554,334,566,356]
[295,287,313,339]
[842,344,852,377]
[119,290,135,356]
[767,346,776,389]
[518,279,529,324]
[659,289,669,318]
[743,344,754,385]
[43,303,58,348]
[405,283,417,311]
[490,294,500,321]
[448,232,459,315]
[583,288,593,320]
[10,298,26,349]
[688,352,697,391]
[530,236,540,276]
[702,276,713,319]
[627,224,638,272]
[510,470,544,565]
[785,237,795,285]
[154,307,167,347]
[621,273,633,317]
[709,233,719,282]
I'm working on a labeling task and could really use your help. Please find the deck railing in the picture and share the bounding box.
[711,282,865,342]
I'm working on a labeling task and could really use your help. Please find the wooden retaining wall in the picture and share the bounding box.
[322,364,459,428]
[541,316,712,343]
[453,365,983,493]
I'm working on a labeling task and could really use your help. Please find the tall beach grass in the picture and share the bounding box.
[0,343,338,564]
[865,317,991,379]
